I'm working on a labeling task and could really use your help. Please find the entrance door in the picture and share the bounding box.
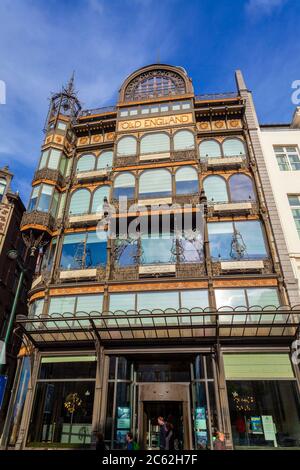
[137,383,192,449]
[143,401,183,450]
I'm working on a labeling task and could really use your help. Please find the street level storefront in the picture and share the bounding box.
[7,349,300,450]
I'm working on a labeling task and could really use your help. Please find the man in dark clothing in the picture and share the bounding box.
[158,416,167,450]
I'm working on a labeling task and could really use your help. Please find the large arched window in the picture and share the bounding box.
[174,130,195,150]
[91,186,110,213]
[113,173,135,199]
[203,176,228,202]
[69,189,91,215]
[97,151,113,170]
[117,136,137,156]
[199,140,222,159]
[140,132,170,155]
[175,166,198,194]
[0,178,7,202]
[139,169,172,198]
[229,174,255,201]
[223,138,245,157]
[76,154,96,173]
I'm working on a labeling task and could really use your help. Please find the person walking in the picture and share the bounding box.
[157,416,167,450]
[165,422,174,450]
[126,432,139,450]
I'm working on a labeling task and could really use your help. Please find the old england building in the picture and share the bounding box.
[5,64,300,450]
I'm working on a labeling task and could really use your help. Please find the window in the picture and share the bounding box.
[113,172,135,199]
[0,178,7,202]
[208,221,267,260]
[69,189,91,215]
[288,195,300,237]
[203,176,228,202]
[229,174,255,201]
[28,184,57,214]
[175,166,198,195]
[57,120,67,131]
[274,146,300,171]
[48,294,103,316]
[97,150,113,170]
[41,238,57,271]
[117,136,137,156]
[76,154,96,173]
[178,232,204,263]
[29,299,44,318]
[140,132,170,155]
[60,231,107,269]
[173,130,195,150]
[38,148,65,172]
[223,138,245,157]
[215,287,280,309]
[114,238,138,267]
[139,169,171,198]
[199,140,221,159]
[91,186,110,213]
[141,232,175,265]
[109,290,209,312]
[28,355,96,447]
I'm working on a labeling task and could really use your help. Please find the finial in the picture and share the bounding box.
[64,71,75,95]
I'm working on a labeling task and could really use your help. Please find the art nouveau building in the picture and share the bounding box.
[6,65,300,450]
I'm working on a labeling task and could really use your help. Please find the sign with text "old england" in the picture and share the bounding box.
[117,113,193,131]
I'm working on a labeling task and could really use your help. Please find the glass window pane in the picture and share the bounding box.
[76,154,96,173]
[48,149,61,170]
[69,189,91,215]
[176,166,198,195]
[208,222,233,260]
[109,293,136,312]
[246,288,280,307]
[76,294,103,314]
[57,121,67,131]
[139,169,171,198]
[199,140,221,159]
[60,233,87,269]
[49,296,76,315]
[174,130,195,150]
[37,184,53,212]
[181,290,209,309]
[91,186,110,213]
[235,221,267,259]
[113,173,135,199]
[229,174,255,201]
[203,176,228,202]
[223,138,245,157]
[117,136,137,156]
[137,291,179,310]
[97,151,113,170]
[215,289,246,309]
[28,185,40,211]
[140,133,170,154]
[39,150,49,169]
[141,233,174,264]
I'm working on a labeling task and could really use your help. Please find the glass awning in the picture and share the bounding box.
[16,307,300,347]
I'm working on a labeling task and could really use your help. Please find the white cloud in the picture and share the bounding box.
[246,0,287,16]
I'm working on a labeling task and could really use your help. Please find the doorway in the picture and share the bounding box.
[143,401,183,450]
[136,383,192,449]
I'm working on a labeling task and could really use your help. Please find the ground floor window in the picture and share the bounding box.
[27,356,96,448]
[224,353,300,448]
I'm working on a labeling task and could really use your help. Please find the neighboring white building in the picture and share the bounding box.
[259,108,300,291]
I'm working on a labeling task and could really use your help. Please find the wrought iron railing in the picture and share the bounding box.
[195,92,239,102]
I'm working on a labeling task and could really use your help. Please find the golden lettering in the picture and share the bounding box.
[118,113,193,131]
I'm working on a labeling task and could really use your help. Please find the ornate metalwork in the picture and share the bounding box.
[171,149,197,162]
[22,228,49,257]
[176,262,206,278]
[114,155,137,167]
[32,168,65,187]
[21,211,56,233]
[124,69,186,102]
[230,228,247,260]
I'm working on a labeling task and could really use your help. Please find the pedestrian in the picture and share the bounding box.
[95,432,108,455]
[213,430,226,450]
[157,416,167,450]
[165,422,174,450]
[126,431,139,450]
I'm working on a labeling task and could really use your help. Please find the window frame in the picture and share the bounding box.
[274,145,300,171]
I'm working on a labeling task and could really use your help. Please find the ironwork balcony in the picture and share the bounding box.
[171,149,198,162]
[211,258,274,275]
[200,154,247,171]
[110,262,206,281]
[20,210,56,233]
[114,155,138,167]
[17,305,300,346]
[78,105,117,118]
[32,168,65,187]
[114,149,198,168]
[207,200,259,217]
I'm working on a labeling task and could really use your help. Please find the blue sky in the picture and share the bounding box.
[0,0,299,204]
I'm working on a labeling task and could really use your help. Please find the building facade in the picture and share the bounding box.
[8,65,300,450]
[259,110,300,293]
[0,166,34,431]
